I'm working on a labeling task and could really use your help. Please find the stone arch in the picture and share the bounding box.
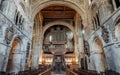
[6,37,22,74]
[32,0,85,21]
[43,21,76,46]
[9,34,24,46]
[91,37,107,73]
[43,21,75,36]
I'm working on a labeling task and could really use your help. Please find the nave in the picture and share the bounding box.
[0,0,120,75]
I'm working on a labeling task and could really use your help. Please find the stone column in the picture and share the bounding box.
[74,13,79,65]
[31,14,42,69]
[39,18,43,65]
[75,13,84,67]
[20,38,30,71]
[32,20,39,69]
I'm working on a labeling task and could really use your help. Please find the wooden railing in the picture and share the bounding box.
[39,68,51,75]
[66,69,78,75]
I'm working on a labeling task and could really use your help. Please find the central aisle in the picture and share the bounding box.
[51,72,66,75]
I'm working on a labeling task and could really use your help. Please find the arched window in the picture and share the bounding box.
[15,12,19,25]
[93,17,99,30]
[96,14,100,26]
[115,0,120,8]
[92,13,100,30]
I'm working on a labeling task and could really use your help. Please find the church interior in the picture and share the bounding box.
[0,0,120,75]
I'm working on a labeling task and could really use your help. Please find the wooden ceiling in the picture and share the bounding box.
[41,6,76,19]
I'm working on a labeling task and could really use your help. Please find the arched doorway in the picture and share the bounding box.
[92,38,107,73]
[6,38,21,74]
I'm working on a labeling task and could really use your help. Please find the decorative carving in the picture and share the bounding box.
[5,27,14,44]
[101,26,109,43]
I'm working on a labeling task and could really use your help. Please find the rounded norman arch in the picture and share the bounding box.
[90,35,103,52]
[6,37,22,73]
[92,37,107,73]
[43,21,75,36]
[10,35,24,46]
[43,21,76,45]
[93,37,103,51]
[42,21,76,54]
[32,0,85,21]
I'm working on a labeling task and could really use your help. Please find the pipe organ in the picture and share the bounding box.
[43,26,74,53]
[51,27,66,44]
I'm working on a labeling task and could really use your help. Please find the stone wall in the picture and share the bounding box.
[86,0,120,73]
[0,0,32,74]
